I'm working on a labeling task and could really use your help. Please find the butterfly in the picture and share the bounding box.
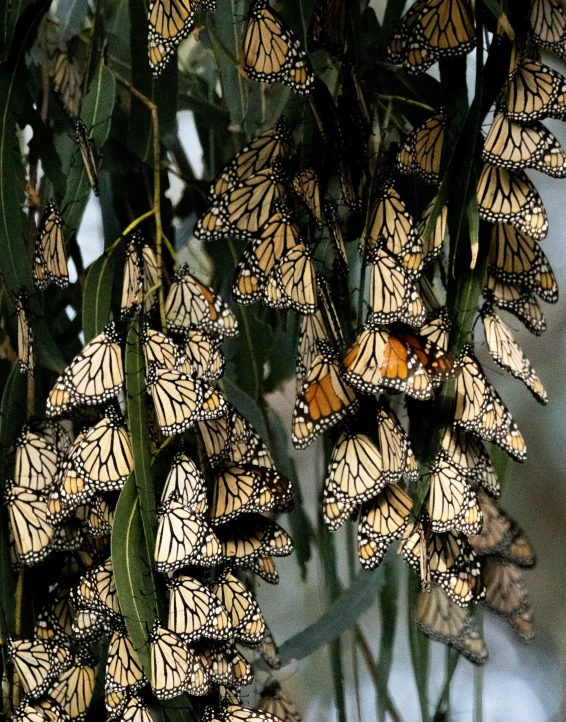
[376,404,419,483]
[484,272,547,335]
[469,493,536,568]
[397,110,446,184]
[34,586,74,643]
[357,483,413,570]
[487,223,558,302]
[51,52,81,118]
[323,200,348,272]
[418,199,448,265]
[15,426,60,491]
[71,608,109,642]
[165,264,238,336]
[323,432,385,531]
[199,405,274,469]
[105,626,146,695]
[402,523,485,606]
[482,560,534,641]
[7,637,72,699]
[293,350,358,449]
[6,483,54,565]
[16,290,34,377]
[74,120,99,196]
[418,309,451,354]
[142,325,181,371]
[11,699,71,722]
[73,407,134,495]
[482,112,566,178]
[263,242,318,315]
[367,247,426,327]
[258,681,303,722]
[439,427,499,498]
[161,451,207,512]
[252,621,281,669]
[388,0,476,74]
[454,345,527,461]
[211,571,266,645]
[167,574,232,642]
[216,515,294,565]
[194,642,252,688]
[427,456,482,535]
[155,500,221,571]
[115,697,154,722]
[47,322,124,414]
[415,584,489,665]
[72,559,122,621]
[292,169,322,225]
[210,464,292,525]
[308,0,347,56]
[481,304,548,404]
[182,329,225,380]
[147,364,226,436]
[246,555,279,584]
[34,202,68,290]
[84,495,115,538]
[529,0,566,59]
[477,164,548,240]
[342,322,433,399]
[505,56,566,123]
[120,237,144,319]
[241,0,314,94]
[149,621,211,699]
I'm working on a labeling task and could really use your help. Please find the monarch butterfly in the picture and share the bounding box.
[397,110,446,184]
[34,202,68,290]
[253,622,281,669]
[232,201,300,306]
[155,500,221,571]
[263,243,318,315]
[16,290,34,377]
[73,407,134,494]
[505,57,566,123]
[484,272,547,335]
[147,364,225,436]
[323,200,348,272]
[477,164,548,240]
[362,186,423,274]
[210,464,292,525]
[148,0,206,75]
[487,223,558,302]
[211,571,266,645]
[357,483,413,570]
[143,325,181,371]
[12,699,70,722]
[415,585,489,665]
[296,277,342,381]
[440,427,499,498]
[182,329,225,380]
[427,456,482,535]
[469,493,536,568]
[194,643,252,688]
[225,705,299,722]
[7,637,71,699]
[247,555,279,584]
[529,0,566,58]
[292,350,358,449]
[388,0,476,74]
[35,586,74,643]
[72,559,121,620]
[199,406,274,470]
[51,52,81,118]
[241,0,314,94]
[482,560,534,641]
[165,264,238,337]
[292,169,322,225]
[105,626,146,694]
[376,404,419,483]
[454,345,527,462]
[216,515,294,565]
[117,697,154,722]
[51,322,123,412]
[6,484,54,565]
[419,309,451,353]
[149,621,211,699]
[323,432,385,531]
[396,325,457,386]
[308,0,347,56]
[402,524,484,606]
[196,163,287,242]
[141,243,160,313]
[482,112,566,178]
[418,199,448,264]
[167,574,232,642]
[85,495,115,538]
[258,682,302,722]
[343,323,433,399]
[481,304,548,404]
[15,426,59,491]
[121,238,143,319]
[71,608,108,642]
[74,120,99,196]
[367,247,426,327]
[161,451,207,512]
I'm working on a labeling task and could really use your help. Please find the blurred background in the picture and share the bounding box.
[71,3,566,720]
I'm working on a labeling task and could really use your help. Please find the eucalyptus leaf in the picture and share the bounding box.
[82,251,117,343]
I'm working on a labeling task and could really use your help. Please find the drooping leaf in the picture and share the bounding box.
[82,251,117,344]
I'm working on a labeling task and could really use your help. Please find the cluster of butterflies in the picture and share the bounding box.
[6,216,305,719]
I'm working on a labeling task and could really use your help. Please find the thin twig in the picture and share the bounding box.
[355,627,404,722]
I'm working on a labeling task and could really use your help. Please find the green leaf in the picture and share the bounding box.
[270,564,385,666]
[481,0,515,39]
[377,558,399,722]
[33,319,68,373]
[62,66,116,233]
[111,473,157,678]
[56,0,90,38]
[222,376,269,440]
[408,572,430,722]
[82,252,117,344]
